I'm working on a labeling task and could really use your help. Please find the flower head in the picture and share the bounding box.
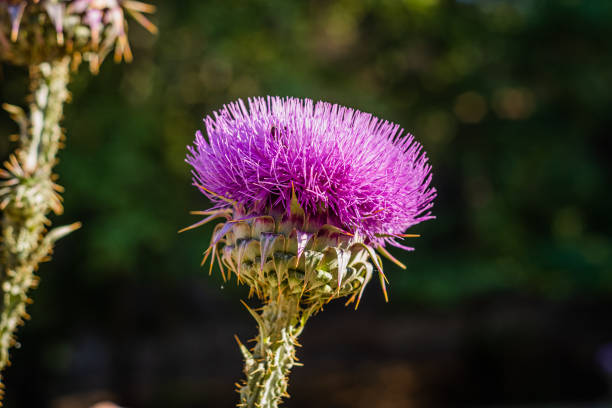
[187,97,435,248]
[0,0,156,71]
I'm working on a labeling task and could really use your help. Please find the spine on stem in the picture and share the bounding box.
[0,56,79,381]
[237,295,308,408]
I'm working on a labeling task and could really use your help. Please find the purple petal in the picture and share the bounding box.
[186,97,436,246]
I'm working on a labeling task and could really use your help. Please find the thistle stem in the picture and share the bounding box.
[238,295,309,408]
[0,56,76,383]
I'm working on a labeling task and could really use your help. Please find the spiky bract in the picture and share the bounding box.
[0,0,156,72]
[207,209,376,309]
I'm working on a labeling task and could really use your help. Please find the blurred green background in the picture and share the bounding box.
[1,0,612,407]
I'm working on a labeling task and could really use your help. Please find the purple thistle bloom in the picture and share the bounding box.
[186,96,436,247]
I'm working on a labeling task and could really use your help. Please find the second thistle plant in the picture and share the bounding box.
[185,96,436,408]
[0,0,156,397]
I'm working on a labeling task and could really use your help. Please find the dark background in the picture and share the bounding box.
[1,0,612,407]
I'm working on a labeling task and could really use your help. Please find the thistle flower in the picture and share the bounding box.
[186,97,436,408]
[0,0,156,72]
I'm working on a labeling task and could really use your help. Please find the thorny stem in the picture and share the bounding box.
[237,295,311,408]
[0,56,79,389]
